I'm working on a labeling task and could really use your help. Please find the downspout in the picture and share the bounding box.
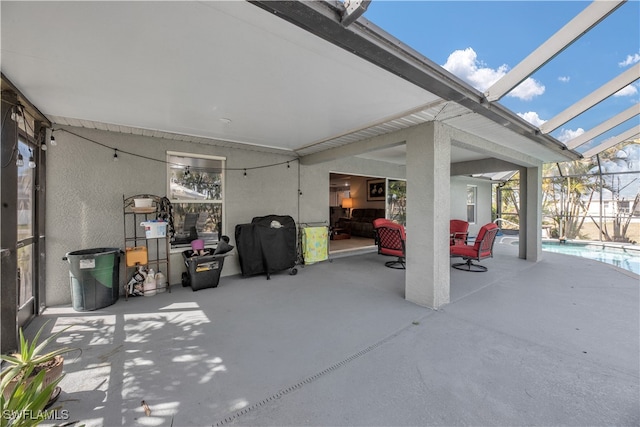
[596,154,603,243]
[556,163,565,242]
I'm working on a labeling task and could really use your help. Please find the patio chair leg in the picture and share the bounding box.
[385,257,405,269]
[452,258,488,272]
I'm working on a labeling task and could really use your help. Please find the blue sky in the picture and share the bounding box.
[363,1,640,152]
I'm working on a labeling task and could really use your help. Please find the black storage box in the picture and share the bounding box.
[182,249,225,291]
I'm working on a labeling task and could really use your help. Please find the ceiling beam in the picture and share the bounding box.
[249,0,581,161]
[540,63,640,134]
[451,158,521,176]
[566,103,640,149]
[340,0,371,27]
[1,72,51,127]
[485,0,624,102]
[582,125,640,157]
[299,123,418,165]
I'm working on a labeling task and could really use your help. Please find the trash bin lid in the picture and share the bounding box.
[65,248,121,258]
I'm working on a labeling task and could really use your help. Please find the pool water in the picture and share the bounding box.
[542,242,640,275]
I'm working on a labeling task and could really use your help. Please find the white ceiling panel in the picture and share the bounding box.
[1,0,581,169]
[1,1,438,151]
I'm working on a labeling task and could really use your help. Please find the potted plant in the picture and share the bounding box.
[1,365,63,427]
[1,322,74,404]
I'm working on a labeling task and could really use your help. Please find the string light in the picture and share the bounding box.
[113,149,119,161]
[11,106,23,125]
[55,128,299,173]
[50,134,57,146]
[41,141,47,151]
[28,149,36,169]
[16,153,24,167]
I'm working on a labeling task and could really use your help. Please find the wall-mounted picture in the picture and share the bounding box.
[367,178,386,201]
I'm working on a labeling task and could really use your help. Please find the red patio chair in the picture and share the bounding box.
[373,218,406,269]
[450,219,469,246]
[450,222,499,272]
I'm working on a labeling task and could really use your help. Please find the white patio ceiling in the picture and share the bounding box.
[3,0,619,168]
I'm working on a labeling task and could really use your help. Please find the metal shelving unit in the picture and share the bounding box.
[123,194,172,298]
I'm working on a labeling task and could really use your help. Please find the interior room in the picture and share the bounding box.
[329,173,384,254]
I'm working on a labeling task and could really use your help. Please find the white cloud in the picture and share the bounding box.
[508,78,545,101]
[442,47,545,101]
[556,128,585,144]
[517,111,546,127]
[558,76,570,83]
[618,53,640,67]
[613,83,638,97]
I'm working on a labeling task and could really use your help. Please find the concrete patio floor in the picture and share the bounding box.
[29,241,639,427]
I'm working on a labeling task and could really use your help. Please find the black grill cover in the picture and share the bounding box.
[252,215,297,274]
[235,223,265,277]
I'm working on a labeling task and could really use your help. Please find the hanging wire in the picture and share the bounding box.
[55,127,299,172]
[1,105,20,169]
[1,101,49,168]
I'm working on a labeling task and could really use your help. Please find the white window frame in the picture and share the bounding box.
[467,185,477,224]
[167,151,226,249]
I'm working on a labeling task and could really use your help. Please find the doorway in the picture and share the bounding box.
[1,84,49,352]
[329,173,384,254]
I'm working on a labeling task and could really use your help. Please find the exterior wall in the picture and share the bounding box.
[450,176,493,237]
[46,125,496,307]
[47,127,405,306]
[47,127,298,305]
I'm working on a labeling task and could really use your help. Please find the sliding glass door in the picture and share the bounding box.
[16,139,37,327]
[387,179,406,225]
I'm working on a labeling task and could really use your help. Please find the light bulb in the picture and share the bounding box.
[41,142,47,151]
[16,153,24,167]
[50,134,57,146]
[28,149,36,168]
[113,149,119,161]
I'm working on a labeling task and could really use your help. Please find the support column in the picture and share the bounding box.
[519,166,542,261]
[405,122,450,309]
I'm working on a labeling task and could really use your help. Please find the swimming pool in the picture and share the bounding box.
[541,241,640,275]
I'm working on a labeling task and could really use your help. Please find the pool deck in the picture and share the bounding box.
[541,238,640,251]
[23,241,640,427]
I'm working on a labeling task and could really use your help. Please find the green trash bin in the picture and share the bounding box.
[64,248,121,311]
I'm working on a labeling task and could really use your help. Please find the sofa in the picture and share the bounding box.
[337,208,385,238]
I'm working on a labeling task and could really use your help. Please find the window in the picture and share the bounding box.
[167,152,225,247]
[467,186,477,224]
[618,200,630,214]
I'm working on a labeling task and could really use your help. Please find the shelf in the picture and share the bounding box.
[123,194,173,299]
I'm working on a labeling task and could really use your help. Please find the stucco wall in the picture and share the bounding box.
[46,126,490,306]
[450,176,493,237]
[47,127,408,306]
[47,127,299,305]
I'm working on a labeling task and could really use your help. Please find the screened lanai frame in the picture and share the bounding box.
[494,139,640,245]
